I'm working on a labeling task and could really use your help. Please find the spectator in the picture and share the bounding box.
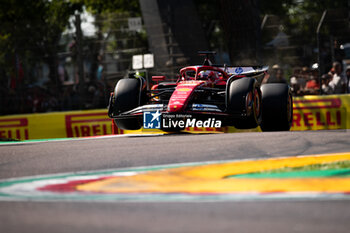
[321,74,332,94]
[262,64,288,84]
[61,85,73,110]
[96,55,104,81]
[346,66,350,93]
[310,65,319,83]
[299,66,309,91]
[304,66,320,94]
[305,75,320,94]
[85,84,97,109]
[29,86,45,113]
[92,82,108,108]
[289,67,302,96]
[328,61,347,94]
[61,84,80,111]
[290,76,299,95]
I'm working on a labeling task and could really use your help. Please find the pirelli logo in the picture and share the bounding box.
[65,113,113,137]
[0,118,29,140]
[292,98,345,130]
[293,98,342,110]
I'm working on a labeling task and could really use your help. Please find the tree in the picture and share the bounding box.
[72,0,140,15]
[218,0,262,64]
[0,0,82,88]
[70,0,144,80]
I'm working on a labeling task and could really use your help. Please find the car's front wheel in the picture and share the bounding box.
[112,78,143,130]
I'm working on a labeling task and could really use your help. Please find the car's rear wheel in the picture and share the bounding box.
[226,77,262,129]
[260,83,293,131]
[112,78,142,130]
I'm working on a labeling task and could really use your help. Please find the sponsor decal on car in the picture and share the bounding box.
[234,67,243,74]
[176,88,192,92]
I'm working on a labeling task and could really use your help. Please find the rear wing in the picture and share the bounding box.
[215,66,269,77]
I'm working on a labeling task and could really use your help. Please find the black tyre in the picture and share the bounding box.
[113,78,142,130]
[226,77,262,129]
[260,83,293,131]
[114,118,141,130]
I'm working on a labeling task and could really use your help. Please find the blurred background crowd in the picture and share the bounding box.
[0,0,349,115]
[263,61,350,96]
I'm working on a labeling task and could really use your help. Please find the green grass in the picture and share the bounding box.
[227,160,350,179]
[262,160,350,173]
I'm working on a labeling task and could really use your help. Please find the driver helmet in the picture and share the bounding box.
[184,70,196,80]
[198,71,218,81]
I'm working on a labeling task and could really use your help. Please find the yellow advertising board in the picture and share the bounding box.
[0,94,349,140]
[0,110,116,140]
[291,94,350,131]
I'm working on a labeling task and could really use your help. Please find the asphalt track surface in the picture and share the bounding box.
[1,130,350,233]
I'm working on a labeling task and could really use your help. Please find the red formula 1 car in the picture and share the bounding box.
[108,52,293,131]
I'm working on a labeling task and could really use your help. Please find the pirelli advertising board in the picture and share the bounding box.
[0,94,350,140]
[0,110,119,140]
[292,95,348,131]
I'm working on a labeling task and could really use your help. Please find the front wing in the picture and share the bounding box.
[108,103,236,130]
